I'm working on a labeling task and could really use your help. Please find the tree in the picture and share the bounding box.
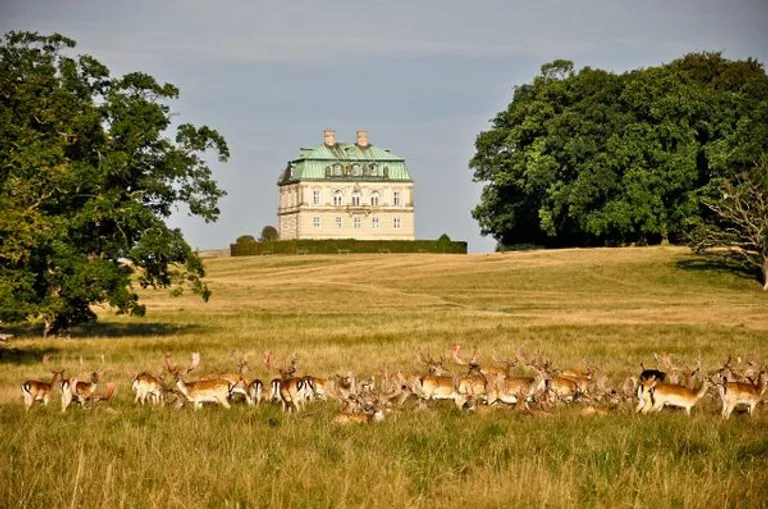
[259,226,279,242]
[470,53,768,248]
[0,32,229,335]
[688,156,768,290]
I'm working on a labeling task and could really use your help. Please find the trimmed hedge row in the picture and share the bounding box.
[230,238,467,256]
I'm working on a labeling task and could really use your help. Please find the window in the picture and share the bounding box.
[370,191,380,207]
[351,192,361,207]
[333,164,342,176]
[371,216,379,229]
[333,190,343,206]
[352,164,361,176]
[353,217,361,229]
[313,217,321,228]
[312,190,321,206]
[369,164,378,176]
[393,190,401,207]
[393,217,401,229]
[335,217,343,229]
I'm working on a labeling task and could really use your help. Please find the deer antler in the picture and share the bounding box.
[186,352,200,374]
[165,352,177,373]
[451,345,466,365]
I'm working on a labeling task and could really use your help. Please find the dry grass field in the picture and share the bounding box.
[1,246,767,508]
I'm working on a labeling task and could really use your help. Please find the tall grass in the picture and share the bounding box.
[1,247,767,508]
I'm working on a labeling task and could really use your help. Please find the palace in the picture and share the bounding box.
[277,129,415,240]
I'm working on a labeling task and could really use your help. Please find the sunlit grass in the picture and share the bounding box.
[1,246,767,508]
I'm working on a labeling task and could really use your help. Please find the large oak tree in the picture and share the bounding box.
[0,32,229,335]
[471,53,768,250]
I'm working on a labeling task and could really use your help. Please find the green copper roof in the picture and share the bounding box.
[279,143,413,184]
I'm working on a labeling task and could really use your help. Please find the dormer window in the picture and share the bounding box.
[369,164,378,176]
[333,164,342,176]
[352,164,361,176]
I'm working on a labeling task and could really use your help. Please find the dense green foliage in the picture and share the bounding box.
[231,237,468,255]
[0,32,229,335]
[471,53,768,249]
[259,225,279,242]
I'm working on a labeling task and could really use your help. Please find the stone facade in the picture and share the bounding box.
[277,130,415,240]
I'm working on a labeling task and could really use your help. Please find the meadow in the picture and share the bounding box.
[1,246,767,508]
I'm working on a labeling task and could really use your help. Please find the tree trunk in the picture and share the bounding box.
[763,257,768,291]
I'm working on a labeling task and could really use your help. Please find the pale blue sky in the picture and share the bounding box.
[2,1,767,252]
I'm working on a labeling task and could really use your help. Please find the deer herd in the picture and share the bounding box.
[19,345,768,424]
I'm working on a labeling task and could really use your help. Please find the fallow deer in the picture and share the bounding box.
[451,345,513,379]
[131,371,166,406]
[21,358,65,410]
[413,349,463,408]
[714,368,768,420]
[167,352,234,410]
[641,377,711,416]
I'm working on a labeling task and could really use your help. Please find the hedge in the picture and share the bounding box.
[230,238,467,256]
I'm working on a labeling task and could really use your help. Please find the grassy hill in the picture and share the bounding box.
[1,247,767,508]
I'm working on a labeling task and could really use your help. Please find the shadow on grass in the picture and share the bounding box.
[1,321,205,340]
[675,254,760,284]
[0,346,58,365]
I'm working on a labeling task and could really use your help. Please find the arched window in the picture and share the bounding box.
[369,164,378,176]
[351,192,361,207]
[370,191,380,207]
[333,190,343,206]
[352,164,361,176]
[333,164,342,176]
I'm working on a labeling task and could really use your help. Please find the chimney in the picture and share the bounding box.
[356,130,369,148]
[323,129,336,146]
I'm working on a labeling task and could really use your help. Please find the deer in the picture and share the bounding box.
[246,378,264,406]
[194,350,251,404]
[166,352,234,410]
[332,378,399,424]
[634,353,670,412]
[484,369,546,407]
[21,355,65,410]
[266,350,312,412]
[640,376,711,416]
[451,345,514,379]
[131,370,166,406]
[713,366,768,420]
[412,348,464,409]
[62,355,112,411]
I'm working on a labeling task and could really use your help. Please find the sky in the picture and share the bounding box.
[2,1,767,253]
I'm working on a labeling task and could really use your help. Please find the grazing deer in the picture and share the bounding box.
[641,377,711,416]
[167,352,233,410]
[21,359,65,410]
[714,369,768,420]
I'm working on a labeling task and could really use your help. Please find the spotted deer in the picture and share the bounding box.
[21,356,65,410]
[166,352,234,410]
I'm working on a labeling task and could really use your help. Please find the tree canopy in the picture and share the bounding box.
[0,32,229,335]
[470,52,768,249]
[259,225,279,242]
